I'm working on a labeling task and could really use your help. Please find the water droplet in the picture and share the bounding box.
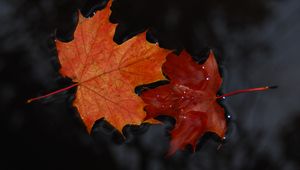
[223,136,226,140]
[183,91,187,94]
[227,115,231,119]
[169,105,172,108]
[222,96,226,100]
[181,96,184,99]
[206,77,210,80]
[202,66,205,69]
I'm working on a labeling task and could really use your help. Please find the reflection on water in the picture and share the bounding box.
[0,0,299,169]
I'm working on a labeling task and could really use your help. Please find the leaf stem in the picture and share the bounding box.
[216,86,277,99]
[27,83,79,103]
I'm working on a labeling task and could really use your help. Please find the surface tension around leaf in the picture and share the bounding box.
[27,0,276,156]
[141,50,226,155]
[140,50,275,155]
[55,1,170,133]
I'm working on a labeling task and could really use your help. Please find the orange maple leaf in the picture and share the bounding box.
[29,2,170,133]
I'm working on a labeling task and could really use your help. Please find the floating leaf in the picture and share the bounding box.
[29,2,170,133]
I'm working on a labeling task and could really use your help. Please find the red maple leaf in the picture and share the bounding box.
[141,50,273,155]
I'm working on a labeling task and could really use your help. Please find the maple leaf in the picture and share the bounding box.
[141,50,225,154]
[140,50,274,155]
[27,1,275,155]
[28,1,170,133]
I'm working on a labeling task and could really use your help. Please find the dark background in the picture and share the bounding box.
[1,0,300,169]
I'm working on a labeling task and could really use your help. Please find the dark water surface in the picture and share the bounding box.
[1,0,299,169]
